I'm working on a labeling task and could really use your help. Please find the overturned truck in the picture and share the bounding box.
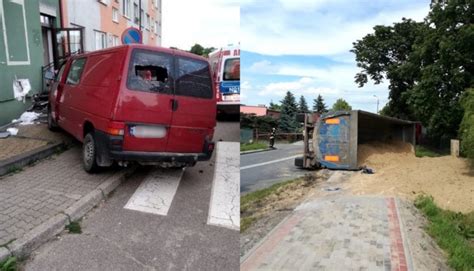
[295,110,416,170]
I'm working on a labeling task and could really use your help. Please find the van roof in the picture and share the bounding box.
[72,44,209,62]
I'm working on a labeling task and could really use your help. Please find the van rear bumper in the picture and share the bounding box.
[109,150,212,163]
[95,130,214,166]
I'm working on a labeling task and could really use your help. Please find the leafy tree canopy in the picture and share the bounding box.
[189,43,216,57]
[269,100,281,111]
[332,98,352,111]
[352,0,473,146]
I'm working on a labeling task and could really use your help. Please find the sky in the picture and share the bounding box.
[161,0,240,50]
[241,0,431,113]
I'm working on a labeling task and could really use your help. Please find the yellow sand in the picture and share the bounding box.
[347,142,474,213]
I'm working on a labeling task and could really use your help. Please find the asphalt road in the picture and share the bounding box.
[240,142,306,194]
[24,120,240,271]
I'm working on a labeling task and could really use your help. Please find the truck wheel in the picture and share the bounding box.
[47,107,58,131]
[83,133,100,173]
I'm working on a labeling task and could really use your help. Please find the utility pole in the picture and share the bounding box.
[373,95,379,114]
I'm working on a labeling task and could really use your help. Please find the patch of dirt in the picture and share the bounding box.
[0,137,48,160]
[348,142,474,213]
[240,170,332,257]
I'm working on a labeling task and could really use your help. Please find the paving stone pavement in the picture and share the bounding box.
[0,148,123,245]
[0,123,73,162]
[241,196,414,271]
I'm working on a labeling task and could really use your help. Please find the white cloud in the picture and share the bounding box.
[162,0,239,49]
[258,77,338,97]
[241,3,429,55]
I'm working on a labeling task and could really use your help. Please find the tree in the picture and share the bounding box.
[332,98,352,111]
[269,100,281,111]
[352,0,473,146]
[279,91,299,132]
[459,88,474,162]
[298,95,309,113]
[190,44,204,56]
[313,94,327,114]
[189,44,216,57]
[202,47,216,57]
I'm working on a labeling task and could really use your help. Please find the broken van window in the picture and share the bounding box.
[127,49,173,94]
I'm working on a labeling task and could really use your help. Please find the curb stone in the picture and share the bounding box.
[63,190,103,222]
[7,214,68,259]
[4,166,136,261]
[240,148,273,155]
[0,247,10,262]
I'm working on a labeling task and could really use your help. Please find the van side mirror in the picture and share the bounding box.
[44,70,55,81]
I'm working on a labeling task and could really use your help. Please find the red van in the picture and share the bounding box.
[48,45,216,172]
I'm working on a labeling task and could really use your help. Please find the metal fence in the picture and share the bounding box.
[240,128,253,143]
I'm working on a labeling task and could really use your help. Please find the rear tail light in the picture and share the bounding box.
[106,121,125,136]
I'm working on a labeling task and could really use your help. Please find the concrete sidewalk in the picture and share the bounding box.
[0,148,131,261]
[241,195,448,271]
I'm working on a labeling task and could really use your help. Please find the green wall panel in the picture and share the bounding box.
[0,0,60,126]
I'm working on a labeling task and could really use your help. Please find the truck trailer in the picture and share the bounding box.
[295,110,416,170]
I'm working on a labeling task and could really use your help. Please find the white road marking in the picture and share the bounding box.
[208,142,240,230]
[124,168,183,216]
[240,154,301,170]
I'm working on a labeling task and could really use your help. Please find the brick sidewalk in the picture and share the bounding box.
[0,148,124,245]
[241,195,449,271]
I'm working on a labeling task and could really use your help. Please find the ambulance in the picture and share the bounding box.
[208,45,240,116]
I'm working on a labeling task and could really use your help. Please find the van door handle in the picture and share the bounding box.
[170,99,178,111]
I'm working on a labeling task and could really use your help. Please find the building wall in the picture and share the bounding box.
[0,0,60,126]
[240,105,267,116]
[62,0,161,51]
[65,0,101,51]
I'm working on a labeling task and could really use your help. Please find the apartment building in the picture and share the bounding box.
[61,0,162,51]
[0,0,162,126]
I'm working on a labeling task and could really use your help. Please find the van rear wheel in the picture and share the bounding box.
[83,133,99,173]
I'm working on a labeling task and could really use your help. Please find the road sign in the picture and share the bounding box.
[121,27,142,44]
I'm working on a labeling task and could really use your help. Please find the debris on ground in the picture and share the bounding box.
[360,166,374,174]
[348,142,474,213]
[12,111,41,125]
[323,187,341,192]
[6,127,18,136]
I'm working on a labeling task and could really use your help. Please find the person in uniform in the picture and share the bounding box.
[269,127,276,149]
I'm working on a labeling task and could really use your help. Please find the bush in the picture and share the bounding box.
[460,88,474,162]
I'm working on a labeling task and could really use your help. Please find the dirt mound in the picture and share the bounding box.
[347,142,474,213]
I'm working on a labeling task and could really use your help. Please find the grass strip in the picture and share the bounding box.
[240,142,269,152]
[414,195,474,270]
[241,178,301,232]
[415,145,444,158]
[0,257,16,271]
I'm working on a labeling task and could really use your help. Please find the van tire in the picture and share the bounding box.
[83,133,100,173]
[47,107,58,131]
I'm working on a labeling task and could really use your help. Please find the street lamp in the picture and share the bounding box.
[373,95,379,114]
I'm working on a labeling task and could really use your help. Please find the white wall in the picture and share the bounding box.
[67,0,101,52]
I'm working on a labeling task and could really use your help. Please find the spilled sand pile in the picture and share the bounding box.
[346,142,474,213]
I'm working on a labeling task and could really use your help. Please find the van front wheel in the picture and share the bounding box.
[83,133,99,173]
